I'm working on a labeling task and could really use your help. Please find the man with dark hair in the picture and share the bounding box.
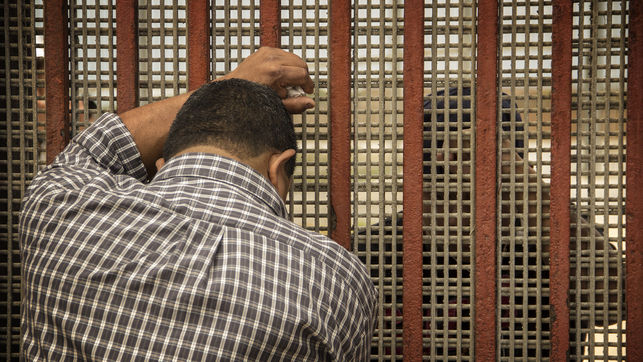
[423,87,620,359]
[20,48,377,361]
[363,86,620,358]
[159,78,299,199]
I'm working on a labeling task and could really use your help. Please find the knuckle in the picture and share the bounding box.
[266,63,283,79]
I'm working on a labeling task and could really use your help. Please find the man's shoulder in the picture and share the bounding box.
[269,220,375,292]
[274,219,354,262]
[225,219,377,313]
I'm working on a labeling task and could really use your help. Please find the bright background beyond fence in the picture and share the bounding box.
[1,0,641,361]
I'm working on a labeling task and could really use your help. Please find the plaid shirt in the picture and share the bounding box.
[20,113,378,361]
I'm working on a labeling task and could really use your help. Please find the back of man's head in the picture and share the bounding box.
[163,79,297,176]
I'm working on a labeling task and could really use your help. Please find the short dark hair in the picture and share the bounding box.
[163,79,297,176]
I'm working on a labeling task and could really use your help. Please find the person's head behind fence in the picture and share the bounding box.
[422,86,524,173]
[163,78,297,177]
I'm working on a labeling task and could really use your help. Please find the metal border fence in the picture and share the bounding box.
[1,0,641,360]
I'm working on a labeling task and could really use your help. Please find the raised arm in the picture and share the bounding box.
[119,47,315,177]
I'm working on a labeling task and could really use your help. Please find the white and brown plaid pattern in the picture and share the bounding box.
[20,113,377,361]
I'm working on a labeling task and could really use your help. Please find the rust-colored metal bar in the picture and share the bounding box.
[44,0,70,164]
[116,0,139,112]
[474,0,498,359]
[402,0,424,359]
[627,0,643,359]
[550,0,572,360]
[329,0,351,250]
[187,0,210,90]
[260,0,280,47]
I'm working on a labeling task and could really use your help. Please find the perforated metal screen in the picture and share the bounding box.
[1,2,44,359]
[497,1,554,359]
[0,0,639,360]
[569,1,628,358]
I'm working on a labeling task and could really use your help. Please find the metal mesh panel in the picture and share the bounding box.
[498,1,553,360]
[570,0,627,359]
[0,0,634,360]
[495,0,629,360]
[212,0,260,77]
[279,0,331,234]
[69,0,116,134]
[138,0,188,105]
[0,1,44,358]
[352,1,404,359]
[422,0,476,359]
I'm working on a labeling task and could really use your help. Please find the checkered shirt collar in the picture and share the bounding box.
[153,153,289,219]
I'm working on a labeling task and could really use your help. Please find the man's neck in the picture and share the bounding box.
[175,145,270,179]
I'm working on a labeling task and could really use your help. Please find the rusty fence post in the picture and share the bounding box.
[116,0,139,112]
[188,0,210,90]
[329,0,351,250]
[550,0,572,360]
[402,0,424,359]
[44,0,70,164]
[475,0,499,359]
[260,0,280,48]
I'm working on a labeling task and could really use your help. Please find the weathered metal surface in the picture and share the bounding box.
[116,0,139,112]
[475,0,498,359]
[550,0,572,360]
[260,0,280,47]
[402,0,424,359]
[188,0,210,90]
[329,0,351,250]
[44,0,70,164]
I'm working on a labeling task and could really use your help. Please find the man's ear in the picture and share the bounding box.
[268,149,296,199]
[155,158,165,171]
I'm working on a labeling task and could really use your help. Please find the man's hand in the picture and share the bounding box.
[219,47,315,113]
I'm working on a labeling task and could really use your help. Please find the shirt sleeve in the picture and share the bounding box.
[27,113,148,195]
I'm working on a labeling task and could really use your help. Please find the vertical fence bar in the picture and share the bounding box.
[44,0,70,164]
[475,0,498,359]
[116,0,139,112]
[260,0,280,47]
[627,0,643,359]
[187,0,210,90]
[402,0,424,359]
[329,0,351,250]
[550,0,572,360]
